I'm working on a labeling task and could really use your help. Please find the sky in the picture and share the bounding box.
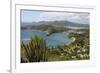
[21,10,90,24]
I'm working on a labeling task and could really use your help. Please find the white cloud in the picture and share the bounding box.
[37,12,89,24]
[38,12,74,21]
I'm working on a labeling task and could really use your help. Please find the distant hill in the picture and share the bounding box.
[21,20,89,35]
[21,20,89,32]
[21,20,89,27]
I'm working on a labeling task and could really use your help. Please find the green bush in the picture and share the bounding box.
[21,35,48,63]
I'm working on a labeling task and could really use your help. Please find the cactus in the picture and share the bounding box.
[21,35,48,62]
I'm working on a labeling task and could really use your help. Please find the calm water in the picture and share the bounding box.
[21,29,72,47]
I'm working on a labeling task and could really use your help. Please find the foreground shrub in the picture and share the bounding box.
[21,35,48,63]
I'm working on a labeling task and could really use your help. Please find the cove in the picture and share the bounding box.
[21,29,73,47]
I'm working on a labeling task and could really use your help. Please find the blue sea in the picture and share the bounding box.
[21,29,72,47]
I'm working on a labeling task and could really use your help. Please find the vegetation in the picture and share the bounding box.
[48,29,89,61]
[21,28,90,63]
[21,35,48,63]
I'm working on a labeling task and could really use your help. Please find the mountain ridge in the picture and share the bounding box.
[21,20,89,27]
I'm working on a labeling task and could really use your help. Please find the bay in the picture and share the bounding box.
[21,29,72,47]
